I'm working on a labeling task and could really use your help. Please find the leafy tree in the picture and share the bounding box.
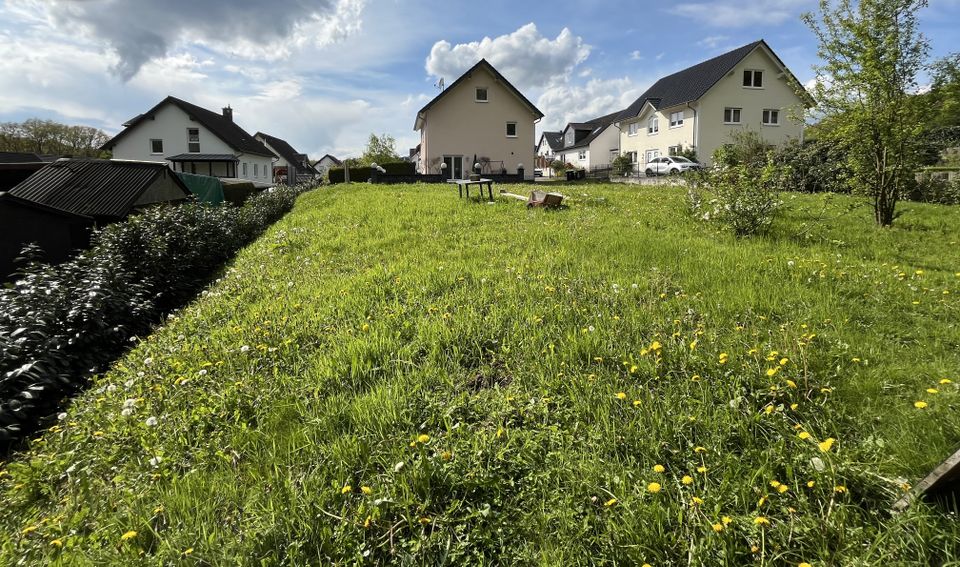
[803,0,930,226]
[550,159,567,177]
[358,133,399,166]
[0,119,110,157]
[611,154,633,176]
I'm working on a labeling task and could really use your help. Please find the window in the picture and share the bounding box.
[254,163,259,177]
[762,109,780,126]
[743,69,763,88]
[626,151,638,164]
[724,107,742,124]
[242,162,247,177]
[506,122,517,137]
[578,150,587,161]
[645,149,660,163]
[187,128,200,153]
[627,122,639,136]
[668,145,682,156]
[648,116,659,135]
[669,111,684,128]
[475,87,488,102]
[150,139,163,154]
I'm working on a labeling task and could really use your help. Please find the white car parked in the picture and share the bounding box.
[644,156,702,176]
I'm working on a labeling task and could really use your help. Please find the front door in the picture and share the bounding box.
[443,156,463,179]
[645,149,660,164]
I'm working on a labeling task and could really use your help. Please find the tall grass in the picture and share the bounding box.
[0,182,958,564]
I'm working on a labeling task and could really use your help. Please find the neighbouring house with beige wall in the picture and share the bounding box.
[415,59,543,180]
[617,40,813,170]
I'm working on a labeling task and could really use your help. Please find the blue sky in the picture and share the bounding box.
[1,0,958,160]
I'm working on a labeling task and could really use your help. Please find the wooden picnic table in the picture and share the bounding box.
[447,178,494,202]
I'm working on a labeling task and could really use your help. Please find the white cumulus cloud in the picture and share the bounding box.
[671,0,813,27]
[425,23,590,91]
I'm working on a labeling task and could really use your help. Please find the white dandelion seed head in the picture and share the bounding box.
[240,345,251,353]
[57,412,68,421]
[198,369,207,376]
[393,461,405,473]
[123,398,137,409]
[121,408,133,417]
[143,357,153,366]
[145,416,158,427]
[149,456,162,467]
[124,379,135,388]
[106,384,117,393]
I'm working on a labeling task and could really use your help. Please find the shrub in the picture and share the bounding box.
[0,185,312,449]
[611,155,634,176]
[328,167,372,184]
[769,138,852,194]
[909,171,960,205]
[688,139,785,237]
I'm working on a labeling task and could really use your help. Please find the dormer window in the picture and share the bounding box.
[475,87,488,102]
[743,69,763,88]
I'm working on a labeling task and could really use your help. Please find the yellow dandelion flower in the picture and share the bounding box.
[770,480,781,488]
[722,515,733,525]
[441,451,452,461]
[364,516,372,528]
[719,353,729,364]
[361,323,370,332]
[764,405,775,415]
[697,466,707,474]
[647,482,662,493]
[341,485,352,494]
[712,523,724,532]
[779,358,789,366]
[361,486,373,495]
[682,475,694,485]
[798,431,812,440]
[604,498,618,507]
[184,548,194,555]
[926,388,938,395]
[790,403,799,410]
[691,374,701,382]
[807,480,815,488]
[691,496,705,506]
[758,496,767,506]
[940,379,953,385]
[629,364,638,374]
[642,564,652,567]
[786,379,797,389]
[818,438,836,453]
[417,434,430,443]
[777,484,789,494]
[751,545,760,553]
[616,392,627,400]
[120,531,137,541]
[799,563,812,567]
[914,401,928,409]
[748,348,759,355]
[653,464,665,473]
[694,446,706,453]
[766,368,779,377]
[754,516,770,526]
[22,526,38,535]
[835,485,847,494]
[690,339,698,351]
[50,539,63,547]
[633,400,642,407]
[419,517,431,525]
[650,341,662,351]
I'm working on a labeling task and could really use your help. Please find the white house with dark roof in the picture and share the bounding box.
[617,40,814,170]
[254,132,317,184]
[414,59,543,180]
[553,110,622,171]
[102,96,275,184]
[536,131,563,175]
[314,154,342,178]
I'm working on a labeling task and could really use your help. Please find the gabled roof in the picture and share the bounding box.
[560,123,614,152]
[618,40,814,121]
[7,159,191,220]
[255,132,307,168]
[103,96,273,157]
[316,154,342,166]
[415,59,544,130]
[538,131,563,152]
[558,108,623,151]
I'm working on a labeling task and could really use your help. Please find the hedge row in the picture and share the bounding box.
[328,161,415,183]
[0,185,312,450]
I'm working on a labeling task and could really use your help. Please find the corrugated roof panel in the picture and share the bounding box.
[7,159,188,219]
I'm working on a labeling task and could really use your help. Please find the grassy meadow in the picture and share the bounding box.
[1,181,959,564]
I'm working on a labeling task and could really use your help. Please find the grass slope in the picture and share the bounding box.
[1,182,959,565]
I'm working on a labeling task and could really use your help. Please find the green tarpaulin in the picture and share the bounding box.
[175,172,224,205]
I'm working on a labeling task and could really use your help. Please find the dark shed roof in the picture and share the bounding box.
[103,96,273,157]
[7,159,191,220]
[0,152,44,164]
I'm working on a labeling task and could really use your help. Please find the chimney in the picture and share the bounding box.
[222,105,233,122]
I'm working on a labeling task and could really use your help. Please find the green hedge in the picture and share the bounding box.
[328,161,415,183]
[0,185,313,450]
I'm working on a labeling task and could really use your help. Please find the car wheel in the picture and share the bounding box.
[670,168,680,175]
[645,169,654,176]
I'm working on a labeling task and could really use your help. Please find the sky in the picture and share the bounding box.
[1,0,958,160]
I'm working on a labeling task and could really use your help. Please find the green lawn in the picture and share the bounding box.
[1,182,959,565]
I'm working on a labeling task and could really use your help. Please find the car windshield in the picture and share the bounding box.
[671,157,692,163]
